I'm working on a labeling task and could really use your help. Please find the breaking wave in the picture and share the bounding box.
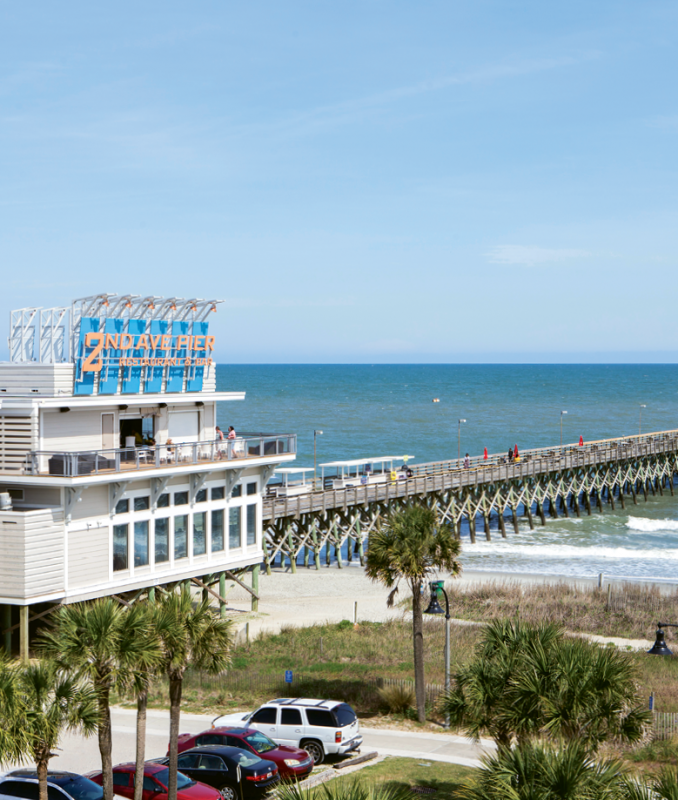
[625,517,678,533]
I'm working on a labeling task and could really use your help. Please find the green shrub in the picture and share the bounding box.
[377,683,415,714]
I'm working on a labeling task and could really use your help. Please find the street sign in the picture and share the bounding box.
[285,670,293,683]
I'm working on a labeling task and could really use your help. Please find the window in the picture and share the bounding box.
[155,518,169,563]
[196,733,224,746]
[334,703,357,726]
[51,777,103,800]
[211,486,225,501]
[134,496,150,512]
[246,504,256,546]
[247,482,257,495]
[134,520,149,567]
[152,769,193,790]
[174,491,188,506]
[177,755,199,770]
[195,488,207,503]
[0,781,39,799]
[306,709,335,727]
[174,515,188,559]
[211,509,224,552]
[243,731,277,754]
[281,708,302,725]
[113,774,131,788]
[115,498,129,514]
[141,778,158,793]
[229,507,241,549]
[250,707,277,724]
[199,755,225,770]
[231,484,242,498]
[113,524,128,571]
[193,512,206,556]
[157,493,170,508]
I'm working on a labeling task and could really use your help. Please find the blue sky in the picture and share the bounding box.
[1,2,677,362]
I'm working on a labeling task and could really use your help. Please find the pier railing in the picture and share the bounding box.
[264,429,678,521]
[25,433,297,477]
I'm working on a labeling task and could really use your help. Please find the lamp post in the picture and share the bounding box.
[560,410,567,448]
[424,580,451,727]
[639,404,646,436]
[313,430,323,491]
[457,419,466,468]
[648,622,678,655]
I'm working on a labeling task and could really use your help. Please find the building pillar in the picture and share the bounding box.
[148,587,156,603]
[3,605,11,655]
[251,565,259,612]
[20,605,29,664]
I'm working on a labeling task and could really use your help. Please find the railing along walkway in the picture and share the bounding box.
[263,430,678,521]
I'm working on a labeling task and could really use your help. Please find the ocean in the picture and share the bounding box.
[215,364,678,582]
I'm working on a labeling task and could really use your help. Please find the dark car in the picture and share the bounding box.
[161,746,279,800]
[85,763,220,800]
[174,726,313,780]
[0,771,114,800]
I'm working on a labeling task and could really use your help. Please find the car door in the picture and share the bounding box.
[176,754,201,785]
[193,754,228,790]
[139,776,166,800]
[247,706,279,739]
[276,707,303,746]
[113,773,134,800]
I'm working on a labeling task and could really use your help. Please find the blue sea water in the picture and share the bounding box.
[215,365,678,582]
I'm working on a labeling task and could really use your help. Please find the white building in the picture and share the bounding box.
[0,294,296,658]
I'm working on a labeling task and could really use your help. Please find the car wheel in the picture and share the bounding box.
[219,784,237,800]
[301,740,325,765]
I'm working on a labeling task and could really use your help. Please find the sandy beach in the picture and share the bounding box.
[222,563,673,643]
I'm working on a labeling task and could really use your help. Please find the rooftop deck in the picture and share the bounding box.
[22,433,296,477]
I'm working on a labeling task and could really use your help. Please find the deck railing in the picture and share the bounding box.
[25,433,297,477]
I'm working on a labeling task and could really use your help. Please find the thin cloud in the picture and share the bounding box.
[487,245,591,267]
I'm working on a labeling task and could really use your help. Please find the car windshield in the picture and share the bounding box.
[51,776,104,800]
[153,770,195,790]
[333,704,357,727]
[244,732,276,754]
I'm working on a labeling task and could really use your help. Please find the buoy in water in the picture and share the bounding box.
[432,398,440,403]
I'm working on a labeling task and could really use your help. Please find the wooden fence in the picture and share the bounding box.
[653,712,678,740]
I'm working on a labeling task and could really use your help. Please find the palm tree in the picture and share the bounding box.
[442,619,651,752]
[14,660,99,800]
[121,604,163,800]
[155,588,234,800]
[0,655,29,771]
[365,505,461,723]
[276,778,413,800]
[458,741,628,800]
[38,599,161,800]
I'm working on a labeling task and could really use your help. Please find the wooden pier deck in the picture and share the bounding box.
[261,430,678,571]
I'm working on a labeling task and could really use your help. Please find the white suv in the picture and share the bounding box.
[218,698,362,765]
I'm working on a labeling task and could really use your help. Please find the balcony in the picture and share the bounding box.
[24,433,296,477]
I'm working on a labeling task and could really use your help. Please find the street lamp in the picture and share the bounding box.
[639,404,647,436]
[560,411,567,448]
[648,622,678,656]
[457,419,466,468]
[424,580,451,727]
[313,430,323,490]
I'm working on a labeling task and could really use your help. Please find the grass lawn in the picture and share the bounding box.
[330,757,474,800]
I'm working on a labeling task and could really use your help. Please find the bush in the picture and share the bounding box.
[377,683,415,714]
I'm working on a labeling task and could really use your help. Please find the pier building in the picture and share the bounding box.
[0,294,296,658]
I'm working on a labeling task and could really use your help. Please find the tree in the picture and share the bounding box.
[442,619,651,752]
[155,588,234,800]
[14,660,98,800]
[0,655,29,771]
[38,599,160,800]
[365,505,461,723]
[458,741,628,800]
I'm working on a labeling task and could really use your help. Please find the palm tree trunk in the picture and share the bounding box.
[411,580,426,723]
[37,757,48,800]
[97,687,114,800]
[168,674,182,800]
[133,689,148,800]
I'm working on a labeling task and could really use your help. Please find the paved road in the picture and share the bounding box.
[36,707,492,775]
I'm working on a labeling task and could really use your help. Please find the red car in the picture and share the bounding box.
[173,727,314,781]
[86,763,220,800]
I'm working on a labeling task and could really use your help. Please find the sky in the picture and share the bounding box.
[1,2,677,363]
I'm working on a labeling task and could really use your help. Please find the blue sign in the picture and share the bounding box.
[284,670,293,684]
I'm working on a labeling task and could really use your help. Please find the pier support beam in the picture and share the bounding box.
[468,515,476,544]
[536,501,546,526]
[219,572,227,618]
[3,605,11,655]
[20,606,29,664]
[497,511,507,538]
[483,513,491,542]
[251,565,259,612]
[511,506,519,534]
[525,502,535,531]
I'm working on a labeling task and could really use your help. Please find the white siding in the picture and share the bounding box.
[0,508,65,600]
[41,409,107,452]
[68,527,109,588]
[0,364,73,395]
[0,415,37,472]
[70,485,108,520]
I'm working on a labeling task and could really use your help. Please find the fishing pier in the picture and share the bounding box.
[261,430,678,572]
